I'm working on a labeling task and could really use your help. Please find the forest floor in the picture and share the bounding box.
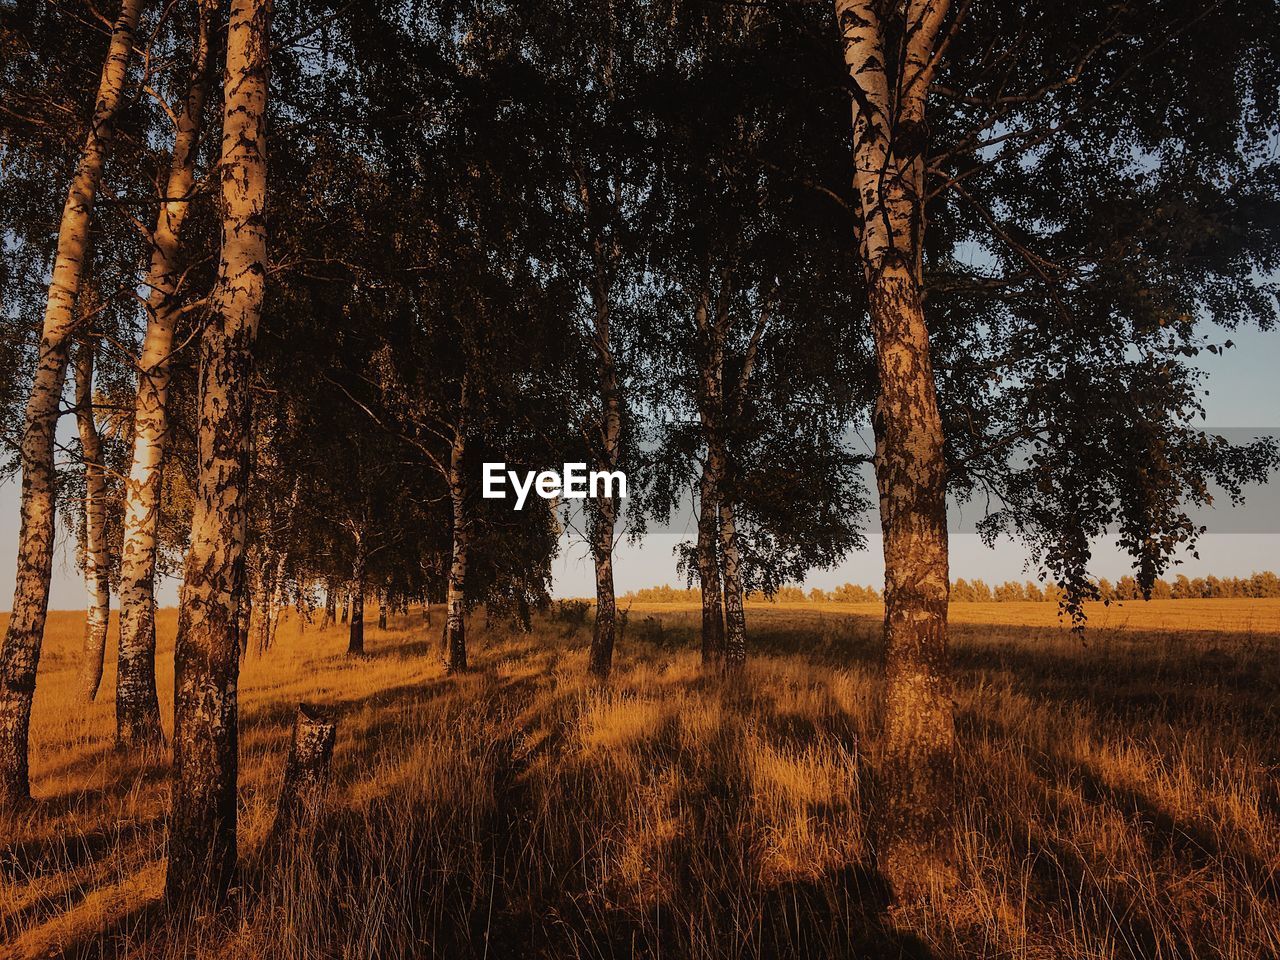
[2,598,1279,959]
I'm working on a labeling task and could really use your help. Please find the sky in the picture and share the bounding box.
[2,326,1278,610]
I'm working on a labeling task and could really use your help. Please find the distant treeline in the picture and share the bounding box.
[625,584,883,603]
[625,572,1280,605]
[953,572,1280,602]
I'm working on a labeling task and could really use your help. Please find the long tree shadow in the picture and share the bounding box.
[28,612,1278,959]
[966,706,1280,901]
[761,865,941,960]
[47,896,169,960]
[1,815,163,886]
[670,608,1279,736]
[471,663,938,959]
[962,705,1277,955]
[9,650,474,956]
[22,732,172,812]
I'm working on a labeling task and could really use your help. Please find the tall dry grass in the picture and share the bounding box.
[2,599,1279,958]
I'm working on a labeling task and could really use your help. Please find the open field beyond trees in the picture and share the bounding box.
[2,599,1279,959]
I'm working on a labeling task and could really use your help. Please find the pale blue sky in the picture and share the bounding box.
[2,327,1277,609]
[562,324,1280,597]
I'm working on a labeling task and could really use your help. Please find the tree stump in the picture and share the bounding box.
[269,703,336,845]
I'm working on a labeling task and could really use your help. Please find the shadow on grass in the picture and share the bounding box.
[967,705,1280,903]
[29,611,1279,959]
[51,896,169,960]
[1,814,164,887]
[650,607,1279,733]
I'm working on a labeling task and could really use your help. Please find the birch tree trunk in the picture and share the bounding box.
[266,704,336,850]
[583,229,622,680]
[267,547,287,649]
[236,584,251,658]
[587,292,623,680]
[167,0,270,906]
[347,546,365,656]
[443,428,469,673]
[835,0,956,899]
[717,491,748,673]
[0,0,145,805]
[116,0,214,748]
[377,591,387,630]
[692,282,759,673]
[250,555,271,654]
[588,496,618,678]
[717,295,767,676]
[321,581,336,629]
[74,338,111,704]
[866,264,954,897]
[696,457,724,666]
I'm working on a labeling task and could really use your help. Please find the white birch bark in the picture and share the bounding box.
[116,0,215,748]
[588,332,622,679]
[74,338,111,704]
[835,0,956,898]
[693,288,726,666]
[443,427,469,673]
[167,0,270,906]
[717,496,747,670]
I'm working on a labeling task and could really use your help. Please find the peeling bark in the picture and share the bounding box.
[74,337,112,704]
[0,0,145,805]
[117,0,214,749]
[166,0,270,907]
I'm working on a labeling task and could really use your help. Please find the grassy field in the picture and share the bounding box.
[2,598,1279,958]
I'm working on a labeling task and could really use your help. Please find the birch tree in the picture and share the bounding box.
[825,0,1280,897]
[114,0,216,748]
[73,332,111,702]
[581,201,625,679]
[0,0,145,806]
[638,2,867,674]
[830,0,957,894]
[690,279,758,672]
[453,0,652,680]
[166,0,269,906]
[649,259,864,677]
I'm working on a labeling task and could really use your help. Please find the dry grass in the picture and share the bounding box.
[2,598,1279,958]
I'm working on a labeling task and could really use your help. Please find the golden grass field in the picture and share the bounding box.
[3,597,1280,959]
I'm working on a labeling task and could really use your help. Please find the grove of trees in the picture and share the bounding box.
[1,0,1276,909]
